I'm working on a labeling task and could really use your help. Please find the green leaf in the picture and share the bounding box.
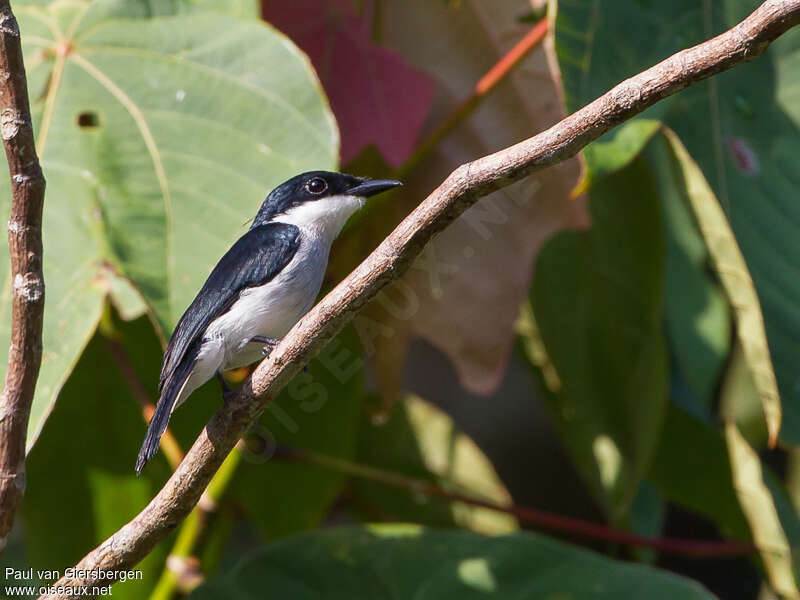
[627,480,665,564]
[228,328,365,539]
[189,525,717,599]
[168,0,259,18]
[646,134,731,415]
[663,129,780,446]
[578,119,662,190]
[0,0,338,450]
[22,315,173,600]
[528,154,668,521]
[352,394,517,534]
[649,404,749,541]
[553,0,798,444]
[726,423,799,597]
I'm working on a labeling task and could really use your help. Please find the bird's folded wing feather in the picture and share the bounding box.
[159,222,301,391]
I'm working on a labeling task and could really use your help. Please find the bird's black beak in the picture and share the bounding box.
[348,178,402,198]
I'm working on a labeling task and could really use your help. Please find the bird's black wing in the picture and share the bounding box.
[159,222,301,391]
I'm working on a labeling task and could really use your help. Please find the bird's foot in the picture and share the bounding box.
[216,371,237,404]
[250,335,280,357]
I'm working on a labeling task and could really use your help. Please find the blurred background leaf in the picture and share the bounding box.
[189,525,717,600]
[229,327,365,539]
[553,0,798,444]
[525,152,668,522]
[261,0,436,167]
[22,314,173,600]
[352,394,517,534]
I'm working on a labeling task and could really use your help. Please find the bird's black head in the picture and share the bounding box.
[252,171,401,228]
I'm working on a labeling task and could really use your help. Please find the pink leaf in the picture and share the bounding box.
[262,0,436,166]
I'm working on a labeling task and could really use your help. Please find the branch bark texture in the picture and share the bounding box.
[0,0,46,552]
[42,0,799,596]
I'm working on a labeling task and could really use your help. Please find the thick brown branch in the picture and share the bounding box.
[0,0,46,552]
[41,1,799,596]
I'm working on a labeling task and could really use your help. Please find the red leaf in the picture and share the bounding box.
[262,0,435,167]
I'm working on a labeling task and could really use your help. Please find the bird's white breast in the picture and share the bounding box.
[201,193,365,371]
[201,234,325,369]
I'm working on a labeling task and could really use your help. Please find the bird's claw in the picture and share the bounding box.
[250,335,280,357]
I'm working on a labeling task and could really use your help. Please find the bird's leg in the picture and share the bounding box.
[250,335,280,357]
[216,371,237,403]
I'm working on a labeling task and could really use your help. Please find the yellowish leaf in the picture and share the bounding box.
[726,422,798,598]
[664,129,781,446]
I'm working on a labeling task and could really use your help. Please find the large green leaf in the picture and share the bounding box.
[189,525,717,599]
[527,154,668,521]
[553,0,799,443]
[352,394,517,534]
[0,0,338,449]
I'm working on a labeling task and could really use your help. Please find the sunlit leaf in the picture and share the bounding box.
[720,340,767,449]
[726,423,799,597]
[663,130,780,445]
[353,394,517,535]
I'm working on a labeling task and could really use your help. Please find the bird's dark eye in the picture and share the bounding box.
[305,177,328,195]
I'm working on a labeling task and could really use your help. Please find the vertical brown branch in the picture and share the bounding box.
[0,0,46,551]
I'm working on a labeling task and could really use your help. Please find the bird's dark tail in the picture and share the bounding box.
[136,357,195,475]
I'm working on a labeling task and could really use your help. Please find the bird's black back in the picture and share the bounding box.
[159,222,301,392]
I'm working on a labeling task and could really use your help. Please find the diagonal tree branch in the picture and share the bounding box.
[41,1,799,596]
[0,0,46,553]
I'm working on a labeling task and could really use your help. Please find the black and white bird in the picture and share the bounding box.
[136,171,401,474]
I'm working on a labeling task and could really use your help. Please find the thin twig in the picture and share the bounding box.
[279,445,754,558]
[0,0,46,553]
[41,2,800,596]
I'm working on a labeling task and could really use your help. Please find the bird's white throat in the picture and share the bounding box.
[274,194,365,241]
